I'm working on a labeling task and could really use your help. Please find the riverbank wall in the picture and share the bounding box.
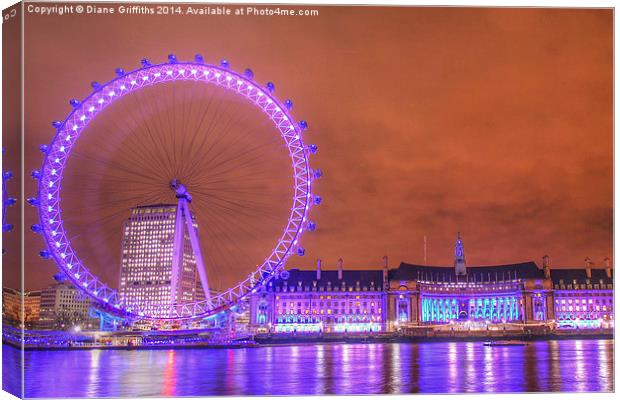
[3,328,612,350]
[254,330,613,345]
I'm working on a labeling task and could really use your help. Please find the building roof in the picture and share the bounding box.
[2,287,41,296]
[134,203,176,209]
[390,261,546,281]
[266,261,613,291]
[549,268,613,285]
[270,268,385,291]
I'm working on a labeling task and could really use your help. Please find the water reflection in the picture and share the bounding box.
[574,340,586,392]
[7,339,613,397]
[464,341,476,392]
[162,350,176,396]
[447,342,458,392]
[2,344,21,397]
[86,349,101,397]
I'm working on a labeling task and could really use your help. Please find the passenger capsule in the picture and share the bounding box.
[30,224,43,234]
[39,250,51,259]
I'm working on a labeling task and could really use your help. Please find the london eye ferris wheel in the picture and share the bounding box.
[31,54,321,320]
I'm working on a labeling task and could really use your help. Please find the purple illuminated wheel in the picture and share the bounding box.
[34,55,320,320]
[2,149,16,234]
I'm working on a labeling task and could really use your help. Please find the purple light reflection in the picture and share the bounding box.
[12,339,614,397]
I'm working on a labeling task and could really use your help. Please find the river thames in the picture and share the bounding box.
[3,339,613,397]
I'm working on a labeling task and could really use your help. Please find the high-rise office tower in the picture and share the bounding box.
[118,204,203,315]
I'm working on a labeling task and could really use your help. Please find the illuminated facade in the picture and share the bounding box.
[3,287,24,325]
[250,258,389,333]
[118,204,201,315]
[550,257,614,329]
[2,288,41,327]
[250,235,613,332]
[388,261,553,326]
[38,275,97,330]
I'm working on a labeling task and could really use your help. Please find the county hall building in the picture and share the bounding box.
[249,234,613,333]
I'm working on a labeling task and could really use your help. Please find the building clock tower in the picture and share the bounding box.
[454,232,467,276]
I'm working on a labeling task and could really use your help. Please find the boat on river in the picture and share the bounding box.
[483,340,529,347]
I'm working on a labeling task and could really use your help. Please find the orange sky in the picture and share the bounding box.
[2,5,612,291]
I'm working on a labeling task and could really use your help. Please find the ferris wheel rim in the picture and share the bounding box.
[35,56,315,320]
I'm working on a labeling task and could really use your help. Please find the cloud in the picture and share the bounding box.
[9,7,612,292]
